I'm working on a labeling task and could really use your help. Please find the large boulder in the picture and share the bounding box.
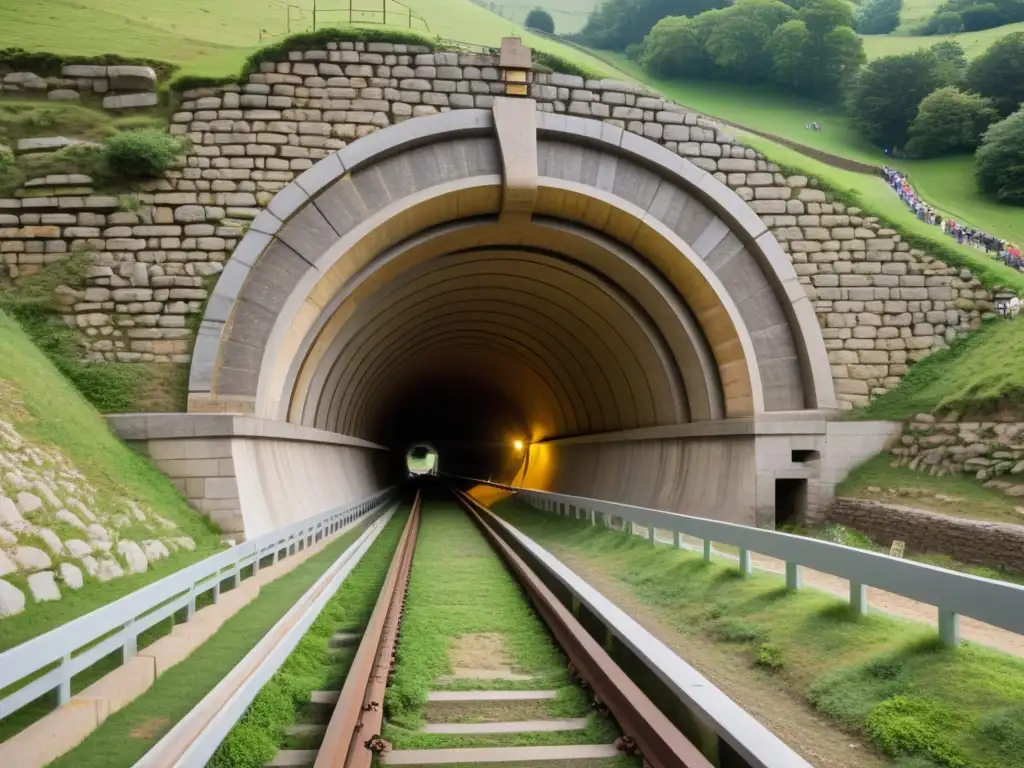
[106,65,157,91]
[117,540,148,574]
[0,579,25,616]
[28,571,61,602]
[12,546,51,571]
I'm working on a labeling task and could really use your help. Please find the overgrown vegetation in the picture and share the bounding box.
[0,46,176,81]
[45,519,376,768]
[0,309,221,652]
[854,316,1024,418]
[208,511,407,768]
[0,256,148,413]
[490,497,1024,768]
[100,129,187,179]
[975,107,1024,203]
[385,499,578,733]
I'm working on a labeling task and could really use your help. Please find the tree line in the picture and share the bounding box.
[571,0,1024,203]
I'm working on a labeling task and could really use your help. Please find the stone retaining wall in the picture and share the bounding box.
[0,64,158,108]
[828,496,1024,572]
[892,413,1024,498]
[0,41,999,408]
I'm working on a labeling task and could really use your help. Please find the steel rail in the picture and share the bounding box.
[314,490,422,768]
[451,487,713,768]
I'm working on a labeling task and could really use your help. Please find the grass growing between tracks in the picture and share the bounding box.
[44,514,390,768]
[208,508,410,768]
[490,497,1024,768]
[383,499,614,749]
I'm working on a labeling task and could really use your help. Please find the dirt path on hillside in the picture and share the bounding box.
[651,530,1024,658]
[543,545,893,768]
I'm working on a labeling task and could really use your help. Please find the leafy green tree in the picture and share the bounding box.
[770,20,814,90]
[579,0,727,50]
[960,2,1007,28]
[855,0,902,33]
[932,9,964,30]
[965,31,1024,115]
[818,26,867,94]
[975,109,1024,203]
[524,7,555,32]
[846,50,948,148]
[704,0,798,78]
[906,86,1000,156]
[641,15,716,76]
[929,39,967,83]
[800,0,854,36]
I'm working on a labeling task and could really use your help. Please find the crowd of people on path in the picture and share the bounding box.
[881,166,1022,270]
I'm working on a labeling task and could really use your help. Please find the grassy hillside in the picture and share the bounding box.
[0,309,222,649]
[593,50,1024,251]
[0,0,612,81]
[856,318,1024,419]
[862,21,1024,58]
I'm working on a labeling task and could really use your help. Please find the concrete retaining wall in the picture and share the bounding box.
[829,496,1024,572]
[107,414,388,539]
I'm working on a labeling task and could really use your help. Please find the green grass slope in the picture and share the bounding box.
[0,0,612,81]
[862,21,1024,58]
[856,317,1024,419]
[0,309,222,650]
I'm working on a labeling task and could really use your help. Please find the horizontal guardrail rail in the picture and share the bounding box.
[455,477,1024,647]
[0,486,397,722]
[135,502,401,768]
[463,494,811,768]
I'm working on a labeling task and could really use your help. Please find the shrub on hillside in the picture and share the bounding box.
[975,109,1024,204]
[525,7,555,32]
[960,2,1007,28]
[964,31,1024,116]
[846,50,949,149]
[930,39,968,82]
[855,0,902,33]
[905,86,999,157]
[931,9,965,30]
[100,129,186,179]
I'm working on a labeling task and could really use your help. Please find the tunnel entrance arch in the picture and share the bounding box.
[188,101,838,525]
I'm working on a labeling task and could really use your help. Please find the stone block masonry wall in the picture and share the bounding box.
[0,64,158,109]
[828,497,1024,573]
[892,413,1024,499]
[0,41,998,406]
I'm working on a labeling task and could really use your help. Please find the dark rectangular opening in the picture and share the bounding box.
[775,478,807,527]
[791,449,820,463]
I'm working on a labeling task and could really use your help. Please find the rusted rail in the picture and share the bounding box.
[314,490,422,768]
[452,487,713,768]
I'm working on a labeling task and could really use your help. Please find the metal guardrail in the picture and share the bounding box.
[457,478,1024,647]
[466,495,811,768]
[134,502,401,768]
[0,486,397,722]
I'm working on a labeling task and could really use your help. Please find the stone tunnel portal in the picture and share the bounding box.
[188,102,854,527]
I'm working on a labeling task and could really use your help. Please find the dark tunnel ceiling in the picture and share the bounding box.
[294,230,718,479]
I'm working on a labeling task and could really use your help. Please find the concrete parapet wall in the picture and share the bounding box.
[108,414,388,539]
[828,497,1024,572]
[524,415,900,526]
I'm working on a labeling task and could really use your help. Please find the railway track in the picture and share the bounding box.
[260,482,712,768]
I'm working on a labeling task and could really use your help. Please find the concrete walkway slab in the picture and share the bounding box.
[384,744,620,764]
[310,690,340,704]
[422,718,589,734]
[328,631,361,648]
[437,668,534,682]
[284,723,326,736]
[426,690,557,702]
[266,748,318,767]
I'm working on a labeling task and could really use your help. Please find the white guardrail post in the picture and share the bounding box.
[454,477,1024,649]
[0,487,397,723]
